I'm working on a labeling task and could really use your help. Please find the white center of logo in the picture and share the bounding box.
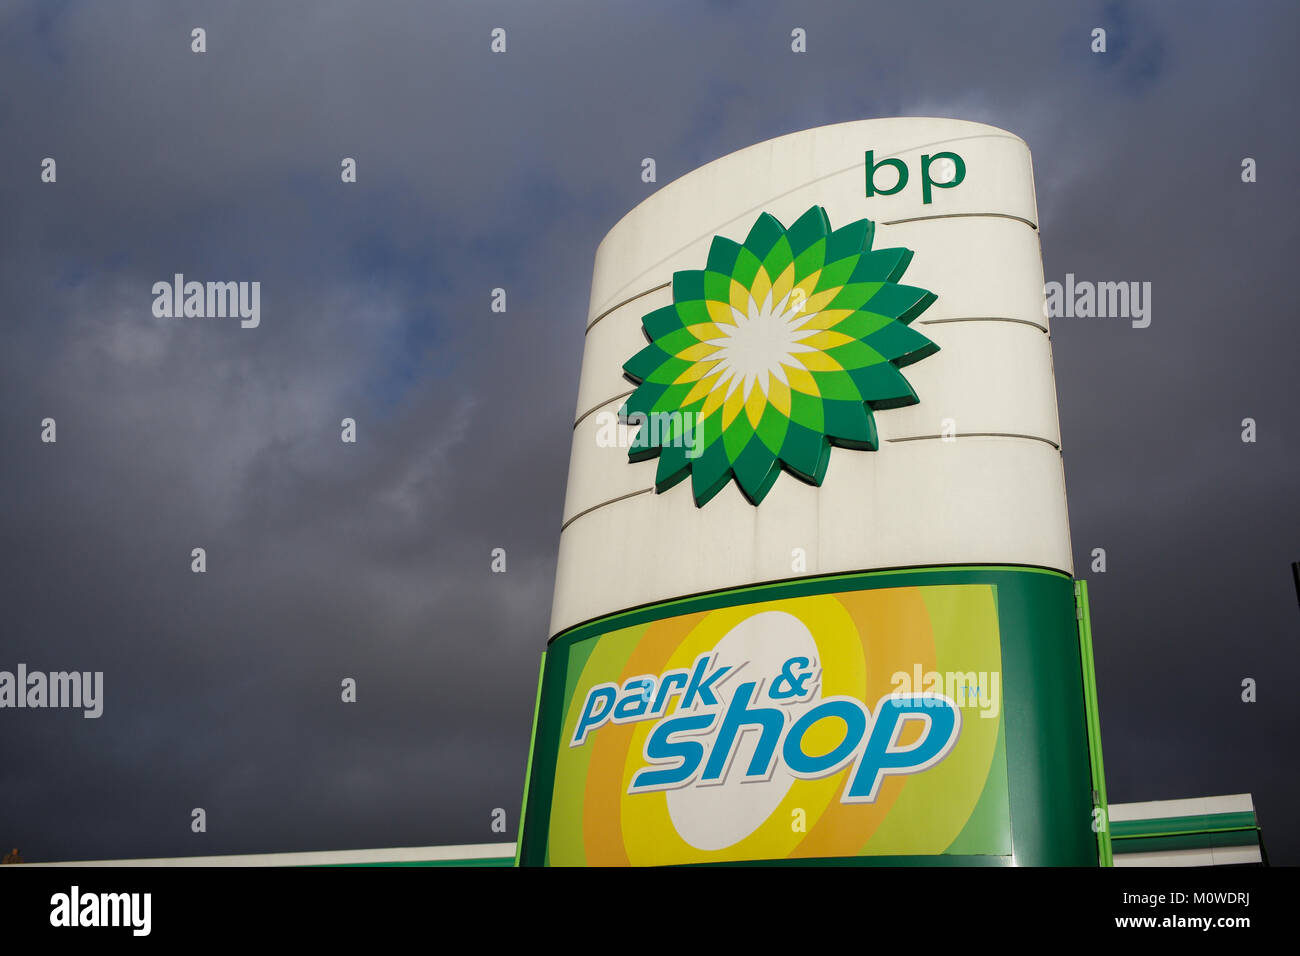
[711,291,819,401]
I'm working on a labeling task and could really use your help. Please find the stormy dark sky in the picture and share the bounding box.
[1,0,1296,864]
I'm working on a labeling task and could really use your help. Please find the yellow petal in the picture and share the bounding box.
[785,363,820,396]
[729,278,750,315]
[749,268,772,313]
[745,384,767,427]
[796,349,844,373]
[771,262,796,308]
[683,369,724,406]
[796,308,854,331]
[801,330,856,350]
[676,341,720,361]
[721,387,746,428]
[686,322,729,341]
[768,376,792,418]
[673,359,721,385]
[796,269,821,295]
[707,298,737,326]
[805,287,843,314]
[700,380,729,420]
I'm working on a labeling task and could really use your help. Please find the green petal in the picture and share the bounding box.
[706,236,743,277]
[644,355,693,385]
[849,362,919,409]
[825,339,887,372]
[676,298,711,325]
[731,248,763,292]
[779,422,831,484]
[811,368,864,401]
[824,218,873,266]
[703,269,732,304]
[814,254,858,293]
[722,407,755,462]
[654,381,705,416]
[672,270,706,304]
[755,401,790,454]
[793,238,828,284]
[823,399,878,450]
[621,384,665,421]
[762,235,796,285]
[690,442,733,507]
[642,305,685,341]
[653,326,712,358]
[825,281,884,313]
[827,309,893,341]
[851,247,912,284]
[622,343,668,383]
[864,284,937,324]
[655,441,691,492]
[786,206,831,257]
[733,438,781,504]
[866,322,940,366]
[788,387,824,432]
[743,212,787,261]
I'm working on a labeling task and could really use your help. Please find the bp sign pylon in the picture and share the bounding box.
[518,118,1106,867]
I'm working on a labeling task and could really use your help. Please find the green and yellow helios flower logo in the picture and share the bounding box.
[620,205,939,506]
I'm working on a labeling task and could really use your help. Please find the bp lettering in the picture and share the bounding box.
[865,149,966,204]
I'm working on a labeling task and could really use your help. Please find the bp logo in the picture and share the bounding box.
[620,205,939,507]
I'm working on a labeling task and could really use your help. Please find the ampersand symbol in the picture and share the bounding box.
[769,656,816,700]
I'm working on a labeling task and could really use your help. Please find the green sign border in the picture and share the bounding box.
[519,565,1098,867]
